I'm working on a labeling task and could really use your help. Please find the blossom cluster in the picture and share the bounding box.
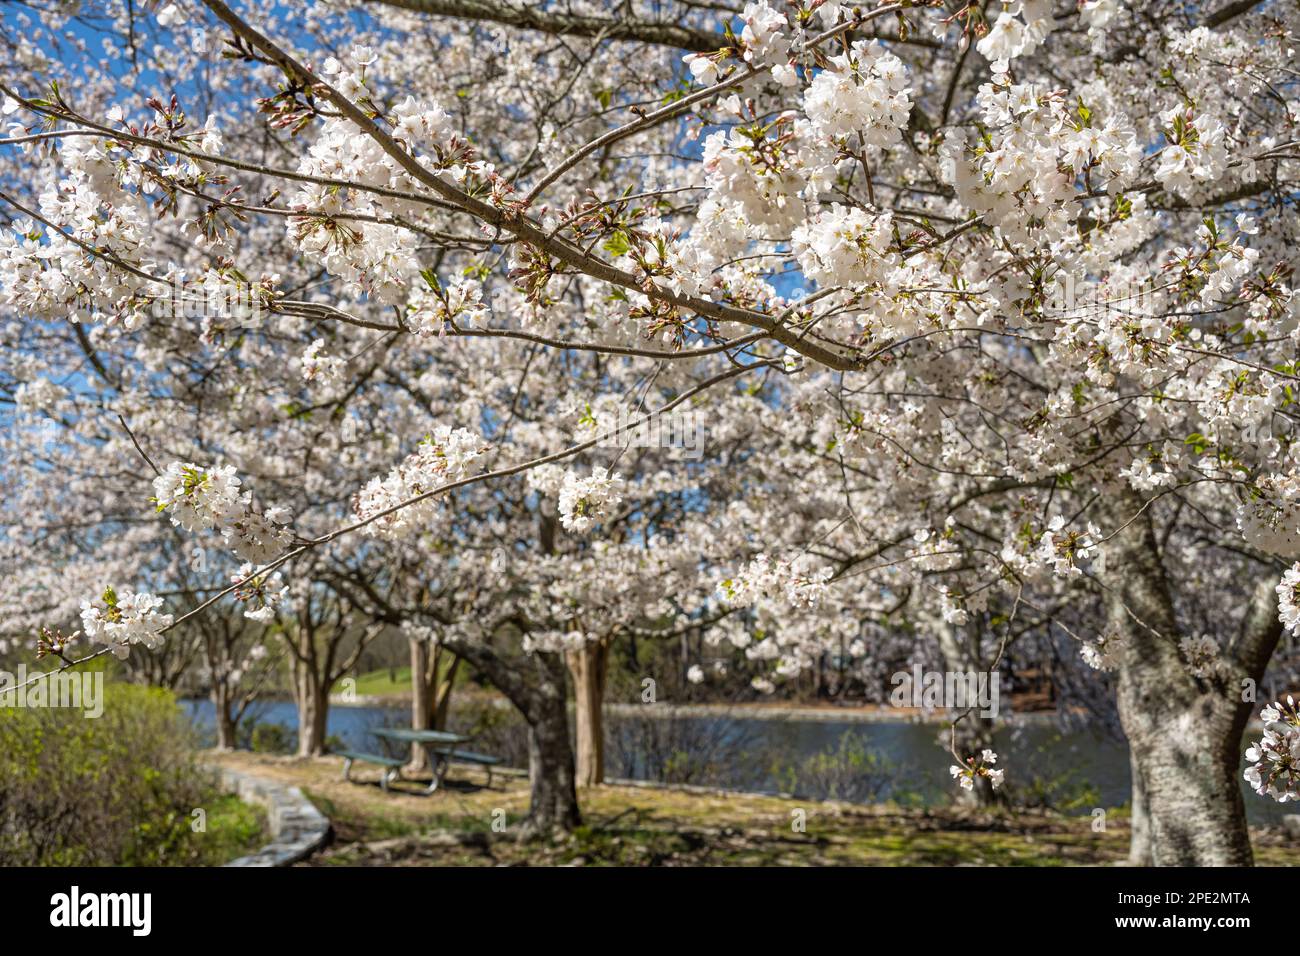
[975,1,1057,69]
[698,122,818,235]
[681,2,794,86]
[521,629,590,654]
[1035,516,1100,578]
[232,564,288,623]
[153,462,293,564]
[1243,698,1300,803]
[0,138,154,328]
[352,427,487,537]
[287,48,492,310]
[1237,475,1300,558]
[1080,633,1122,672]
[407,277,490,335]
[79,586,173,659]
[1153,107,1230,198]
[792,204,896,289]
[301,339,346,385]
[940,77,1140,250]
[1178,634,1227,680]
[1277,564,1300,635]
[718,552,834,610]
[557,466,625,533]
[802,40,910,148]
[949,749,1006,792]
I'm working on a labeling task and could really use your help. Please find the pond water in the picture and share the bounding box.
[181,699,1289,825]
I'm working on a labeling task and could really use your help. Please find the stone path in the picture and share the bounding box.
[215,765,331,866]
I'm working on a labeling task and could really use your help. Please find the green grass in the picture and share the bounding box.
[334,667,414,698]
[304,789,425,841]
[196,793,271,865]
[213,752,1300,867]
[214,753,1137,866]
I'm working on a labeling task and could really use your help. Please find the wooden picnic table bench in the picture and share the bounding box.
[441,749,504,787]
[334,749,406,792]
[336,728,502,794]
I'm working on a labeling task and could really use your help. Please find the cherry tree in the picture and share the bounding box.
[1,0,1297,862]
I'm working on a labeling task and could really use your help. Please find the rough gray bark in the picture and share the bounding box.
[1099,489,1279,866]
[1127,746,1153,865]
[214,715,238,751]
[524,677,583,837]
[296,696,327,756]
[441,637,581,837]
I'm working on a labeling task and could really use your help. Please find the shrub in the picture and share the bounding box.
[0,681,265,865]
[771,731,922,805]
[248,720,296,754]
[609,712,763,786]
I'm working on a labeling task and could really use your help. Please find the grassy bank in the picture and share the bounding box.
[206,751,1299,866]
[334,667,416,699]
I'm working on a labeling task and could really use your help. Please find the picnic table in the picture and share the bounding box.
[335,727,502,794]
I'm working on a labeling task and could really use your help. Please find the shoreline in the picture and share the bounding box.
[315,693,1062,725]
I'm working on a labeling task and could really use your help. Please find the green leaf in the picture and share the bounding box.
[601,230,631,257]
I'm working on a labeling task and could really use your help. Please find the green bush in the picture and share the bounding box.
[248,721,295,754]
[0,681,266,865]
[770,731,923,805]
[1005,733,1102,811]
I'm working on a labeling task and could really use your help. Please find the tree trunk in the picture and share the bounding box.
[430,646,459,732]
[212,682,238,751]
[432,660,455,731]
[215,713,238,751]
[521,679,582,839]
[1099,489,1255,865]
[295,668,329,757]
[1126,746,1153,865]
[409,635,432,771]
[566,638,610,787]
[1117,691,1251,865]
[438,638,581,837]
[410,639,460,771]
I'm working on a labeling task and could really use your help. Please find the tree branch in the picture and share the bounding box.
[359,0,940,50]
